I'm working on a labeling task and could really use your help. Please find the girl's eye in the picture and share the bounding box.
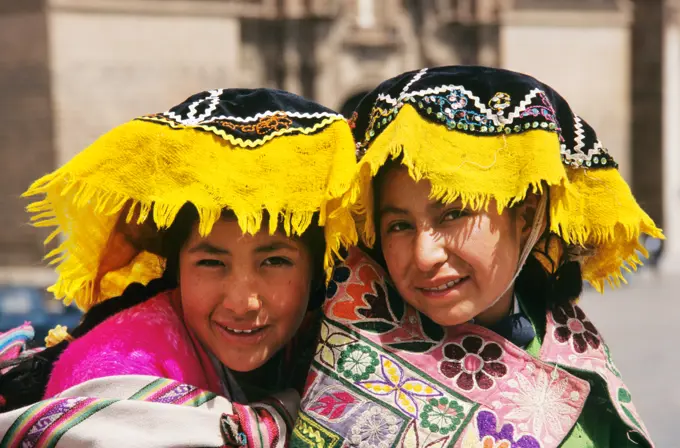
[442,209,468,222]
[386,221,413,233]
[196,259,225,268]
[262,256,293,267]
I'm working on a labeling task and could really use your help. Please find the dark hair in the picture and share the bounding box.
[368,158,582,312]
[0,203,326,411]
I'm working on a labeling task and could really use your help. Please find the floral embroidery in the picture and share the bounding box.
[350,405,400,448]
[315,321,357,369]
[337,345,379,382]
[359,355,441,417]
[488,92,511,114]
[444,90,468,118]
[326,265,351,299]
[308,387,360,422]
[440,336,508,391]
[419,397,465,435]
[552,304,601,353]
[500,367,579,442]
[476,410,541,448]
[214,112,292,135]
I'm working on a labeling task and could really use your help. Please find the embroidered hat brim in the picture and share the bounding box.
[25,88,358,310]
[346,66,663,292]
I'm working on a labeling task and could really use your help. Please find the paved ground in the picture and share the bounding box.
[580,270,679,447]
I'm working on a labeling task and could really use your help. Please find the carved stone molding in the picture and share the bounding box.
[430,0,506,25]
[341,0,404,48]
[514,0,624,10]
[47,0,279,19]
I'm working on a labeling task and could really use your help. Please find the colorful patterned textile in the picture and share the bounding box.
[0,323,34,364]
[0,323,44,374]
[291,249,653,448]
[0,375,297,447]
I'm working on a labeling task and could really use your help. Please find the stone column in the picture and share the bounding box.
[661,0,680,271]
[631,0,664,227]
[0,0,56,286]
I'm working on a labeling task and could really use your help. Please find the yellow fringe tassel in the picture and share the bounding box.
[24,119,358,311]
[345,104,664,291]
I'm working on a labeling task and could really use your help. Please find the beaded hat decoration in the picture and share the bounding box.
[25,88,358,311]
[347,66,663,292]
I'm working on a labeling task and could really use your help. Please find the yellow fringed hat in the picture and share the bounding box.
[25,88,358,311]
[345,66,663,292]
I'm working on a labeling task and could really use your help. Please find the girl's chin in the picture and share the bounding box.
[410,299,480,328]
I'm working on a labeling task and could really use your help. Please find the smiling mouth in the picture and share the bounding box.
[218,325,266,335]
[419,278,467,292]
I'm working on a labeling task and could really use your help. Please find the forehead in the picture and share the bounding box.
[377,166,436,206]
[190,217,302,247]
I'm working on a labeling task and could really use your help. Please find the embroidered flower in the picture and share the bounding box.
[420,396,465,435]
[476,410,540,448]
[315,321,358,369]
[552,304,600,353]
[500,367,580,442]
[326,265,351,299]
[489,92,511,113]
[447,91,468,110]
[439,336,508,391]
[350,405,400,448]
[338,345,379,382]
[359,355,441,417]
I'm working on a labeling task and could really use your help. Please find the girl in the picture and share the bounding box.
[292,67,660,447]
[0,88,357,446]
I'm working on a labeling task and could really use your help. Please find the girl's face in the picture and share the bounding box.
[179,218,313,372]
[377,166,532,327]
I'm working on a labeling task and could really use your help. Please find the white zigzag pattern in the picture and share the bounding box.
[377,93,398,106]
[162,109,343,126]
[503,88,545,122]
[562,139,607,163]
[401,67,428,95]
[573,115,586,153]
[196,93,222,124]
[177,88,222,124]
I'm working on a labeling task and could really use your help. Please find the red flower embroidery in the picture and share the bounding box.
[439,336,508,391]
[552,304,600,353]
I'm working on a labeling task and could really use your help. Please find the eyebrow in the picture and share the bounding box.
[186,240,299,255]
[379,205,410,216]
[255,241,299,253]
[379,201,463,218]
[187,242,230,255]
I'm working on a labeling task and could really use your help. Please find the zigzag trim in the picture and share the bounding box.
[503,88,545,122]
[138,114,344,149]
[376,93,398,106]
[171,89,223,124]
[401,67,428,95]
[152,109,343,125]
[368,83,562,137]
[573,115,586,153]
